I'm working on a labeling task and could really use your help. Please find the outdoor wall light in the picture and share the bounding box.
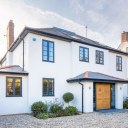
[89,86,91,89]
[120,87,122,90]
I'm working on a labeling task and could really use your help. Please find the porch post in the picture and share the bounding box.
[115,83,123,109]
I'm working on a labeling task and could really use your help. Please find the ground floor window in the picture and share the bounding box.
[43,78,54,96]
[6,77,22,97]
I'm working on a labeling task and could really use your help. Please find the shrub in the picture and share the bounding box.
[65,106,78,116]
[37,113,49,119]
[56,109,66,117]
[123,98,128,109]
[63,92,74,105]
[50,104,63,114]
[48,113,57,118]
[31,101,47,117]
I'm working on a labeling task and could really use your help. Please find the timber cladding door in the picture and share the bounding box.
[96,83,111,110]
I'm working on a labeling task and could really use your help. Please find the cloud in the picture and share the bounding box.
[0,0,106,59]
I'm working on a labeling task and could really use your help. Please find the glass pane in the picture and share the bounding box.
[43,41,48,46]
[7,78,13,96]
[15,78,21,95]
[49,42,53,48]
[49,51,53,56]
[43,55,48,61]
[43,51,47,56]
[49,79,54,95]
[43,46,47,51]
[49,47,53,52]
[49,56,53,62]
[43,79,48,96]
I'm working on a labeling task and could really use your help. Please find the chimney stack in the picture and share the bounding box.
[7,20,14,50]
[121,31,128,43]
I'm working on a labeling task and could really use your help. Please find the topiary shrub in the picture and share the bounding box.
[50,104,63,114]
[65,106,79,116]
[63,92,74,105]
[37,113,49,119]
[123,98,128,109]
[31,101,47,117]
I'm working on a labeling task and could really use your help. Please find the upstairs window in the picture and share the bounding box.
[6,77,22,97]
[96,50,104,64]
[116,56,122,71]
[42,40,54,62]
[43,78,54,96]
[79,46,89,62]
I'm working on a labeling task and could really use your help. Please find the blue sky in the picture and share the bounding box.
[0,0,128,58]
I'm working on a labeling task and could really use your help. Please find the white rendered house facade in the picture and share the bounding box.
[0,23,128,115]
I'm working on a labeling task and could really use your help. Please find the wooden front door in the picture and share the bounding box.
[96,83,111,110]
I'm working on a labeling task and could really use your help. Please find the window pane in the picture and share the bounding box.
[49,51,53,56]
[49,79,54,96]
[43,41,48,46]
[15,79,21,96]
[49,42,53,48]
[49,47,53,52]
[43,79,48,96]
[43,56,48,61]
[7,78,13,96]
[43,46,47,51]
[43,51,47,56]
[49,56,53,61]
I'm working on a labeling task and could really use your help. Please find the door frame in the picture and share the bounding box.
[93,82,115,110]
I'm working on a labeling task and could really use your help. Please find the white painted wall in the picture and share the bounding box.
[115,83,123,109]
[0,75,28,115]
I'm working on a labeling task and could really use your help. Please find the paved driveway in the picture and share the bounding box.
[0,111,128,128]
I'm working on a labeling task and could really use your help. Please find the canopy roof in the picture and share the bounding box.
[67,71,128,83]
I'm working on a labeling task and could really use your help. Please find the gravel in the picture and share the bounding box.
[0,111,128,128]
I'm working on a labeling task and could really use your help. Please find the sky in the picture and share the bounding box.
[0,0,128,59]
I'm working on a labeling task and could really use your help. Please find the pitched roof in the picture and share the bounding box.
[0,65,28,75]
[8,27,128,55]
[67,71,128,83]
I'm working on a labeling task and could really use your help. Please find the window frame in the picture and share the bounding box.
[6,77,22,97]
[79,46,89,62]
[116,56,122,71]
[42,78,54,97]
[42,40,55,63]
[95,50,104,65]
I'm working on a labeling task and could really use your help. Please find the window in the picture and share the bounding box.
[79,46,89,62]
[43,78,54,96]
[42,40,54,62]
[6,77,22,97]
[116,56,122,71]
[96,50,104,64]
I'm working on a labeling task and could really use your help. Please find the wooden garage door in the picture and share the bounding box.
[96,83,111,110]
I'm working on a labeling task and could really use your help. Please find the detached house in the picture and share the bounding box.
[0,20,128,115]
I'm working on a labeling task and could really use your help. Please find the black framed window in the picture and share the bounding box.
[116,56,122,71]
[43,78,54,96]
[6,77,22,97]
[79,46,89,62]
[42,40,54,62]
[96,50,104,64]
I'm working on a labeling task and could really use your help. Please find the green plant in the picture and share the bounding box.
[31,101,47,117]
[63,92,74,105]
[48,113,57,118]
[123,98,128,109]
[37,113,49,119]
[50,104,63,114]
[65,106,78,116]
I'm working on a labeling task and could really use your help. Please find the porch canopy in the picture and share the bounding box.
[0,65,28,75]
[67,71,128,83]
